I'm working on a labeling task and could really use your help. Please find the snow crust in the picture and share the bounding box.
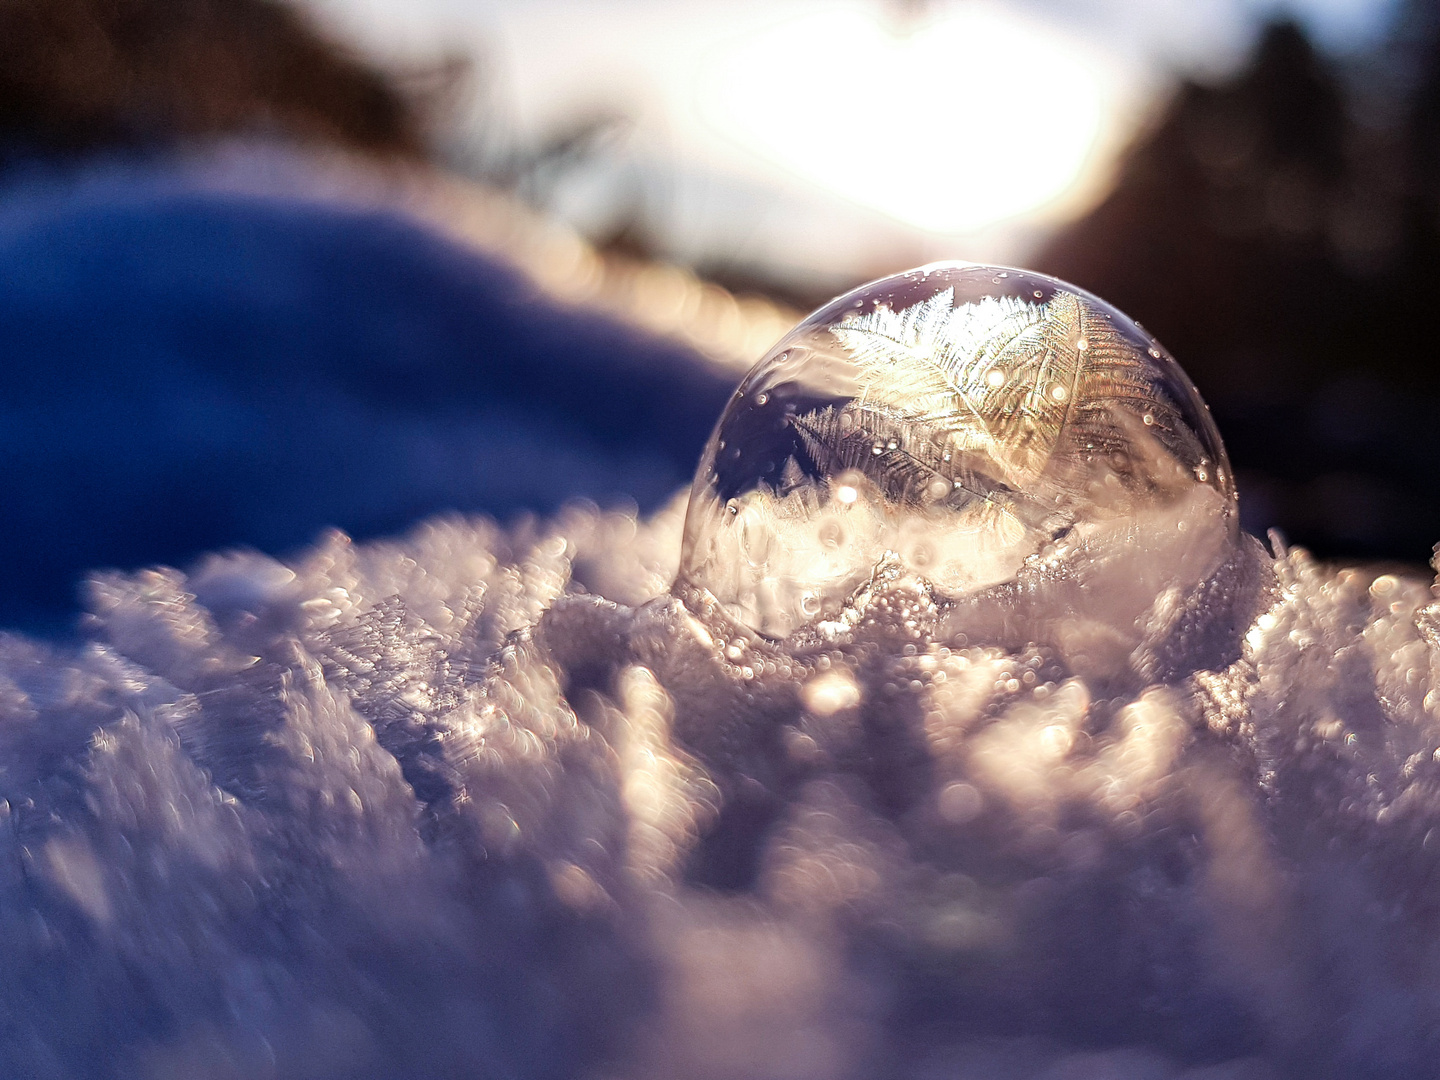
[0,494,1437,1079]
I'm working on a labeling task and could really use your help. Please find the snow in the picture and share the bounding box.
[0,480,1434,1078]
[0,145,743,631]
[0,190,1426,1080]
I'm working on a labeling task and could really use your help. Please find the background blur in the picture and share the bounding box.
[0,0,1432,632]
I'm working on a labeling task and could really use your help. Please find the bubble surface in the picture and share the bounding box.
[675,263,1237,640]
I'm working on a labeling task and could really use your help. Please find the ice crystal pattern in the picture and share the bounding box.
[677,263,1238,640]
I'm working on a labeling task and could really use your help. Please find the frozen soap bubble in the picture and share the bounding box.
[675,263,1240,644]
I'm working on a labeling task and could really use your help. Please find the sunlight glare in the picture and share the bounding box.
[701,4,1115,234]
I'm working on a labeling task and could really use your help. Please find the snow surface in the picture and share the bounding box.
[0,487,1436,1079]
[0,146,738,630]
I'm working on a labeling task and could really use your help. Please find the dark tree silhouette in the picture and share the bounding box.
[0,0,423,158]
[1039,19,1440,562]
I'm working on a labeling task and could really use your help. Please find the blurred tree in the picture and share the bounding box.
[1041,22,1353,403]
[1038,19,1440,563]
[0,0,423,159]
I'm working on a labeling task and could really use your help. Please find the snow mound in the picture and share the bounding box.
[0,486,1434,1079]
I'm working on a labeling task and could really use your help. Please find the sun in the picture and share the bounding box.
[699,3,1117,235]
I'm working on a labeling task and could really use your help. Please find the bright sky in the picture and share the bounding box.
[297,0,1400,283]
[698,5,1118,234]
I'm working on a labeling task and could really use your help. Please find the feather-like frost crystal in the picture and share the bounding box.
[676,263,1238,641]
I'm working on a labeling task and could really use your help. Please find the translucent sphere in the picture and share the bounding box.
[675,263,1238,642]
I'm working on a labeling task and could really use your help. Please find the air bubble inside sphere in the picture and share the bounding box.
[676,263,1238,641]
